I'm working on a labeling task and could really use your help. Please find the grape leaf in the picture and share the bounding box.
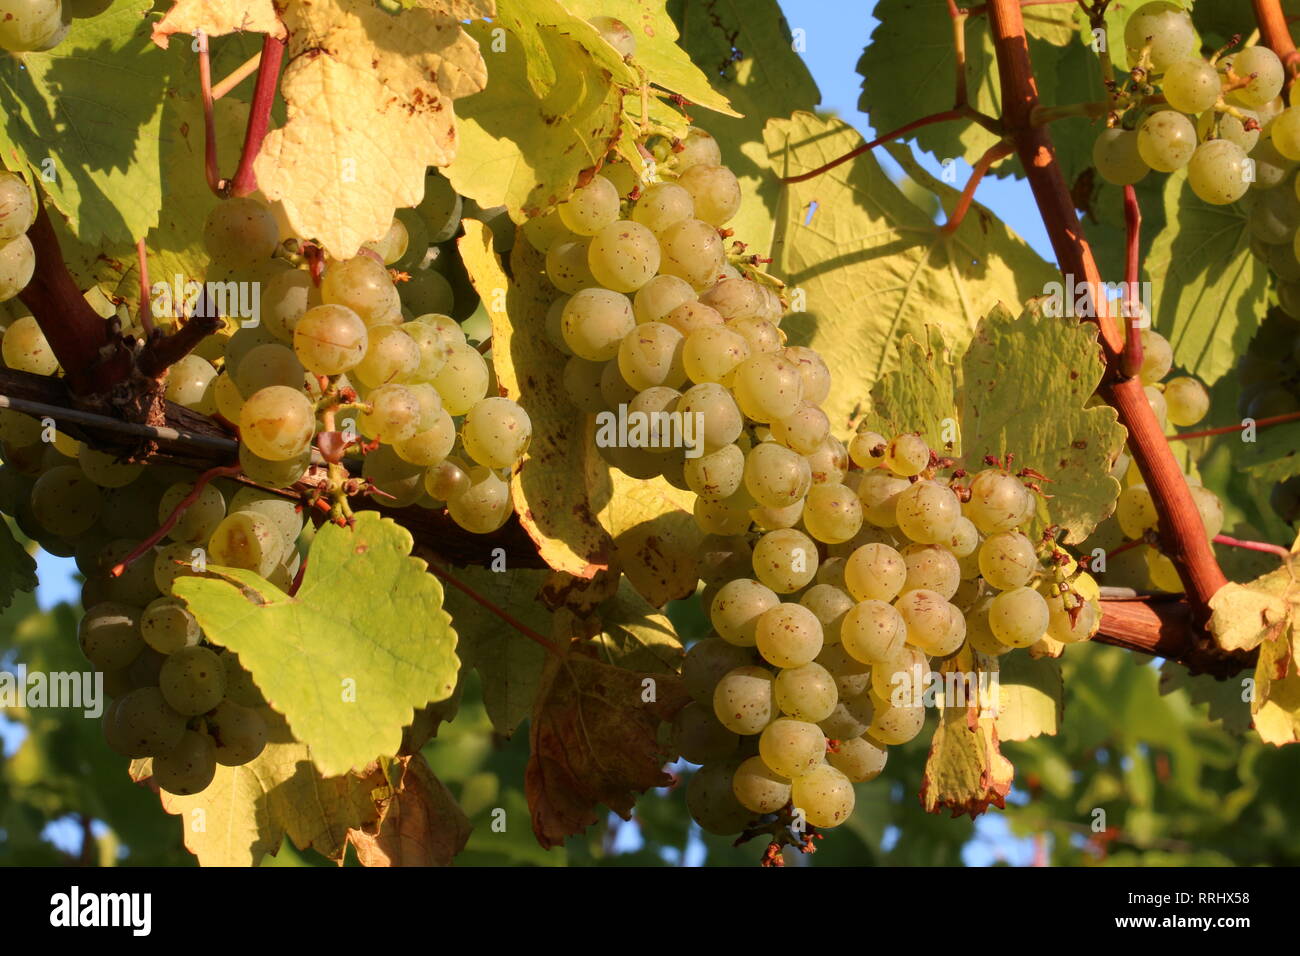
[157,708,380,866]
[444,20,622,222]
[525,640,689,848]
[1020,3,1082,45]
[1241,421,1300,484]
[592,577,684,674]
[173,513,459,776]
[1254,634,1300,746]
[1145,169,1268,386]
[1208,579,1293,653]
[595,468,702,607]
[0,522,37,613]
[0,0,167,247]
[345,754,471,866]
[457,219,614,576]
[669,0,820,259]
[994,652,1063,742]
[862,328,961,456]
[1157,662,1253,734]
[959,300,1127,544]
[490,0,639,95]
[151,0,286,46]
[921,652,1013,817]
[252,0,490,257]
[764,112,1057,433]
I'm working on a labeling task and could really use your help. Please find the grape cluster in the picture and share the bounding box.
[0,172,37,308]
[1109,327,1222,588]
[0,0,108,54]
[1093,3,1284,207]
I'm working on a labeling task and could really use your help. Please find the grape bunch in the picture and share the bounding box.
[0,171,37,308]
[1092,3,1283,207]
[0,0,110,55]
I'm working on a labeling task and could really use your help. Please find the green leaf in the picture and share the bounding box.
[490,0,639,95]
[863,329,961,456]
[1241,421,1300,483]
[592,578,684,674]
[1146,168,1269,385]
[0,521,37,613]
[669,0,819,256]
[173,512,459,776]
[764,111,1057,432]
[0,0,166,246]
[959,300,1127,544]
[994,652,1063,742]
[1158,662,1253,734]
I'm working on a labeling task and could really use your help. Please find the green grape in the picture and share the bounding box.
[755,602,824,668]
[700,276,764,324]
[617,321,685,390]
[758,718,825,779]
[1162,59,1222,114]
[683,442,744,500]
[561,288,636,361]
[321,255,402,327]
[731,352,803,423]
[790,763,854,828]
[1093,128,1151,185]
[1248,182,1300,243]
[208,511,284,577]
[1197,108,1260,153]
[0,407,40,445]
[828,735,887,782]
[965,595,1007,657]
[165,354,218,414]
[228,487,303,555]
[847,429,887,469]
[770,403,829,456]
[358,383,421,442]
[219,651,266,709]
[601,160,639,198]
[153,730,218,795]
[158,480,226,545]
[362,444,425,507]
[239,385,315,461]
[354,324,419,387]
[0,171,35,240]
[1137,110,1197,172]
[964,469,1030,534]
[658,218,725,290]
[140,596,201,655]
[866,692,925,746]
[203,197,279,269]
[394,409,456,466]
[1189,483,1224,538]
[742,442,811,509]
[730,754,792,813]
[883,433,929,477]
[112,686,186,758]
[693,485,755,535]
[900,543,960,599]
[94,537,162,606]
[712,665,776,735]
[773,661,838,723]
[841,599,906,666]
[1164,375,1209,426]
[293,303,368,375]
[30,465,101,537]
[818,695,872,740]
[686,759,754,835]
[806,436,849,487]
[363,217,410,265]
[1138,328,1173,383]
[750,499,803,531]
[894,480,960,545]
[843,542,906,603]
[447,465,512,533]
[682,636,755,704]
[989,585,1050,648]
[802,482,865,545]
[945,516,980,560]
[208,701,268,766]
[588,14,635,57]
[663,300,724,337]
[676,128,723,171]
[558,175,620,236]
[400,268,456,316]
[799,583,853,644]
[1145,383,1168,427]
[79,602,144,670]
[726,316,782,356]
[895,588,963,656]
[977,531,1038,589]
[462,397,533,470]
[561,355,606,412]
[1045,592,1100,644]
[855,471,908,527]
[670,701,738,764]
[623,385,683,451]
[239,445,310,488]
[781,347,830,405]
[234,342,307,398]
[599,355,638,407]
[402,319,453,380]
[1123,2,1197,72]
[1225,46,1284,108]
[631,181,694,234]
[416,170,463,242]
[588,219,661,293]
[677,164,741,226]
[260,267,320,342]
[544,238,597,294]
[752,527,818,593]
[710,578,779,646]
[1116,483,1158,539]
[2,314,55,373]
[633,274,696,325]
[1145,546,1183,591]
[1187,139,1252,205]
[677,382,743,453]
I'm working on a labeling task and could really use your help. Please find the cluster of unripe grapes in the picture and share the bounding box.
[0,0,107,54]
[1092,3,1287,206]
[1110,327,1222,589]
[680,432,1104,838]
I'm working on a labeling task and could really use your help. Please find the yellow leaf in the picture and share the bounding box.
[595,468,702,607]
[1209,581,1291,653]
[152,0,286,47]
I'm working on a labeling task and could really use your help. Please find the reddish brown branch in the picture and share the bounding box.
[197,31,223,197]
[136,238,155,336]
[228,34,285,198]
[1213,534,1292,561]
[110,464,243,577]
[779,110,970,184]
[1120,185,1143,379]
[1096,597,1254,678]
[940,140,1014,234]
[1254,0,1300,82]
[1168,409,1300,441]
[138,302,225,380]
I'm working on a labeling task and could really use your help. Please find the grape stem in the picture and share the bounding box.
[424,558,561,654]
[1120,185,1143,380]
[1213,534,1294,562]
[198,33,285,198]
[212,50,263,101]
[1165,409,1300,442]
[108,464,243,578]
[288,557,308,596]
[197,31,223,197]
[135,239,155,336]
[939,140,1014,235]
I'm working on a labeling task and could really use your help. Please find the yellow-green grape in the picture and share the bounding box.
[1164,375,1209,426]
[78,602,144,671]
[676,128,723,171]
[770,404,829,457]
[802,482,864,545]
[1146,384,1166,427]
[742,442,810,509]
[711,578,780,647]
[214,372,245,423]
[358,383,421,443]
[682,636,756,704]
[1196,107,1260,153]
[561,355,604,412]
[1146,547,1183,591]
[790,763,855,828]
[731,754,791,813]
[676,164,741,226]
[321,255,401,327]
[261,267,320,342]
[0,234,34,303]
[561,288,635,361]
[856,470,910,527]
[1274,107,1300,162]
[678,382,744,453]
[159,480,226,545]
[159,645,226,716]
[988,586,1050,648]
[354,324,418,388]
[0,171,35,240]
[140,596,201,655]
[841,599,906,666]
[945,515,980,559]
[1137,110,1197,172]
[828,735,887,783]
[1187,139,1253,205]
[152,541,199,594]
[1046,592,1100,644]
[600,160,639,198]
[77,446,143,489]
[752,527,818,593]
[1116,483,1157,538]
[693,483,756,536]
[403,319,454,380]
[626,385,683,454]
[431,342,490,415]
[784,347,830,405]
[683,443,744,500]
[0,407,40,445]
[1138,328,1173,384]
[728,316,783,354]
[751,500,804,531]
[423,455,471,502]
[588,219,661,293]
[977,531,1038,589]
[208,700,269,767]
[239,445,310,488]
[900,543,960,599]
[617,321,685,390]
[395,410,457,466]
[700,276,764,322]
[545,238,597,294]
[2,314,56,373]
[1123,2,1197,72]
[30,465,102,537]
[416,169,462,242]
[754,602,824,668]
[631,182,694,236]
[400,268,456,316]
[239,385,315,461]
[1189,483,1224,539]
[165,354,218,414]
[293,304,368,375]
[964,468,1030,534]
[965,595,1008,657]
[663,300,724,337]
[816,640,872,698]
[848,429,887,468]
[208,511,284,577]
[870,645,927,703]
[866,693,925,746]
[112,686,186,758]
[658,218,725,290]
[227,488,303,558]
[895,588,964,656]
[774,661,839,722]
[363,217,410,265]
[558,174,620,236]
[844,542,907,603]
[759,718,826,779]
[234,342,307,399]
[883,433,928,477]
[686,758,754,836]
[462,397,533,470]
[713,664,776,734]
[671,701,739,764]
[818,693,873,740]
[634,273,696,325]
[1162,58,1222,114]
[363,444,425,507]
[447,465,513,533]
[731,351,804,423]
[1225,45,1285,108]
[153,730,218,796]
[894,479,960,545]
[203,197,279,269]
